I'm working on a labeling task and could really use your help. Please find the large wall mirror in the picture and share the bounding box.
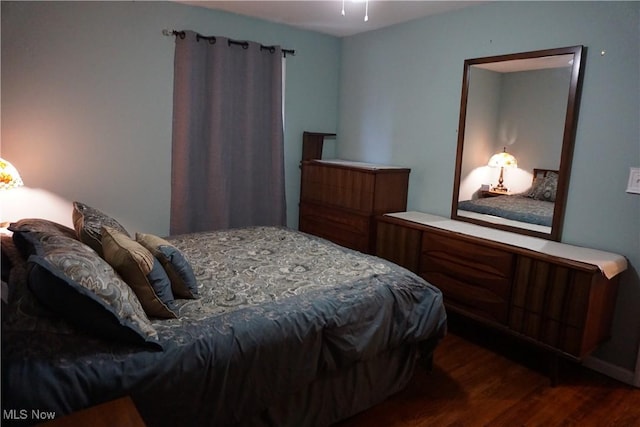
[451,46,585,241]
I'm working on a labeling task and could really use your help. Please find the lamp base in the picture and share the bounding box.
[493,166,509,192]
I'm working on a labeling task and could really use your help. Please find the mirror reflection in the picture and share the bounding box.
[452,46,585,240]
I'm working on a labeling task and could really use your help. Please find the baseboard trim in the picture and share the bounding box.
[583,355,636,387]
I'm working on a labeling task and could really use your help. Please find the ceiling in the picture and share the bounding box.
[176,1,485,37]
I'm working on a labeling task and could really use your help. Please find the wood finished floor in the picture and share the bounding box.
[336,322,640,427]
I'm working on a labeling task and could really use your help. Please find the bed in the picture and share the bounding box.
[1,203,447,427]
[457,169,558,228]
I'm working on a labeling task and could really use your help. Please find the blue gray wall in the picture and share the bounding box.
[1,1,340,233]
[338,1,639,373]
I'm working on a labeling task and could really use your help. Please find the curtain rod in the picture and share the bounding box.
[162,29,295,57]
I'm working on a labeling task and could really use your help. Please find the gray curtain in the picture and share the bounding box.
[170,31,286,234]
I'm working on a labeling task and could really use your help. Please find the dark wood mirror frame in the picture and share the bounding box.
[451,45,586,241]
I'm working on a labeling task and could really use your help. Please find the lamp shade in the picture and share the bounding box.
[488,148,517,169]
[0,158,24,190]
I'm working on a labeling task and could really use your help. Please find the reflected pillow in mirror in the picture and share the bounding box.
[528,172,558,202]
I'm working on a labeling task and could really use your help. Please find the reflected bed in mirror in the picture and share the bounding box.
[457,169,558,234]
[451,46,585,241]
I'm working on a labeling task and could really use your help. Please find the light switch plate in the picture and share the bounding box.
[626,167,640,194]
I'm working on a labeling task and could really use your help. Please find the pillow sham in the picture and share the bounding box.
[3,233,66,326]
[21,231,162,349]
[1,234,28,302]
[9,218,78,258]
[72,201,130,257]
[528,172,558,202]
[9,218,77,238]
[2,234,19,283]
[101,227,177,319]
[136,232,199,299]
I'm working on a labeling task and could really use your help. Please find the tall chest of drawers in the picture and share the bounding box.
[299,159,410,254]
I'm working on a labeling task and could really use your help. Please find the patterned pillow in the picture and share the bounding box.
[528,172,558,202]
[1,234,29,303]
[1,234,17,284]
[9,218,78,258]
[22,232,161,349]
[101,227,177,319]
[72,202,130,257]
[136,232,199,299]
[9,218,77,238]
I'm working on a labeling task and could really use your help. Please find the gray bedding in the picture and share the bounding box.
[2,226,446,426]
[458,194,554,226]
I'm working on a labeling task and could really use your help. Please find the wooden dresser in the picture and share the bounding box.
[299,160,410,254]
[376,211,627,381]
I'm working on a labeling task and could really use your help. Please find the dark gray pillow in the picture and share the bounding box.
[136,232,199,299]
[23,231,162,349]
[528,172,558,202]
[9,218,77,238]
[72,201,130,257]
[9,218,78,258]
[1,234,34,306]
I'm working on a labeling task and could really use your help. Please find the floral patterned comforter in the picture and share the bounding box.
[3,227,446,426]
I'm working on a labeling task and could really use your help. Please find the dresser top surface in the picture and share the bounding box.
[385,211,627,279]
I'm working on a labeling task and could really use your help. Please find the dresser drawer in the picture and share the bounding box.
[299,202,370,252]
[508,256,612,357]
[375,219,422,273]
[300,161,410,214]
[420,231,515,323]
[301,164,375,212]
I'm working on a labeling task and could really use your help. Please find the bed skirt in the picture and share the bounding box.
[134,339,438,427]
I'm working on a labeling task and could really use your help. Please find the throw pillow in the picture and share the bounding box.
[101,226,177,319]
[72,201,130,257]
[22,232,161,349]
[136,232,199,299]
